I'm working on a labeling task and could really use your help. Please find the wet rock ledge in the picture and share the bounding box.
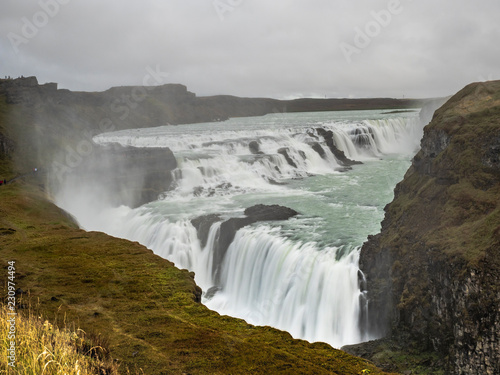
[75,144,178,208]
[191,204,299,284]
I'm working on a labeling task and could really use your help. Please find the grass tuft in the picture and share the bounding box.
[0,301,119,374]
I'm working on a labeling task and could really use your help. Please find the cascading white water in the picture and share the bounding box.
[93,116,419,198]
[205,226,365,347]
[57,110,423,349]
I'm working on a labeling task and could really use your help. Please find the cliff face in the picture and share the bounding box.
[0,76,58,105]
[359,81,500,374]
[0,76,428,133]
[67,144,178,208]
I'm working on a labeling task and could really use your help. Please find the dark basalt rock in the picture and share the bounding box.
[193,186,204,197]
[310,142,352,173]
[204,286,221,300]
[104,145,177,208]
[316,127,362,166]
[307,130,319,140]
[277,147,298,168]
[350,127,374,148]
[244,204,298,221]
[482,135,500,170]
[248,140,264,155]
[267,177,287,186]
[0,76,57,105]
[187,272,203,303]
[192,183,234,198]
[191,214,223,248]
[209,204,299,285]
[310,142,326,158]
[69,144,178,208]
[335,166,353,172]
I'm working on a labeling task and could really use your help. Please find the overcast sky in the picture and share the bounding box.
[1,0,499,99]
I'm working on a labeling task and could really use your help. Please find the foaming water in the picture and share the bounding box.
[205,226,365,347]
[56,110,422,348]
[94,114,421,201]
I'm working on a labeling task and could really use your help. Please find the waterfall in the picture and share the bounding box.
[205,225,366,347]
[56,111,421,349]
[80,207,368,347]
[93,116,421,200]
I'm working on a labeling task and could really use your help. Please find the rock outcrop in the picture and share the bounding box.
[357,81,500,374]
[67,144,178,208]
[0,76,58,105]
[315,127,362,167]
[192,204,299,284]
[248,140,264,155]
[190,214,222,248]
[277,147,299,168]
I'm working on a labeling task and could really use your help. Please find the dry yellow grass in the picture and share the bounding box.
[0,301,120,375]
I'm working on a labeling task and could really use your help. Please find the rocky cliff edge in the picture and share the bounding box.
[352,81,500,374]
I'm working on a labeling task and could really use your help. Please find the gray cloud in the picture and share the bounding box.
[1,0,499,98]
